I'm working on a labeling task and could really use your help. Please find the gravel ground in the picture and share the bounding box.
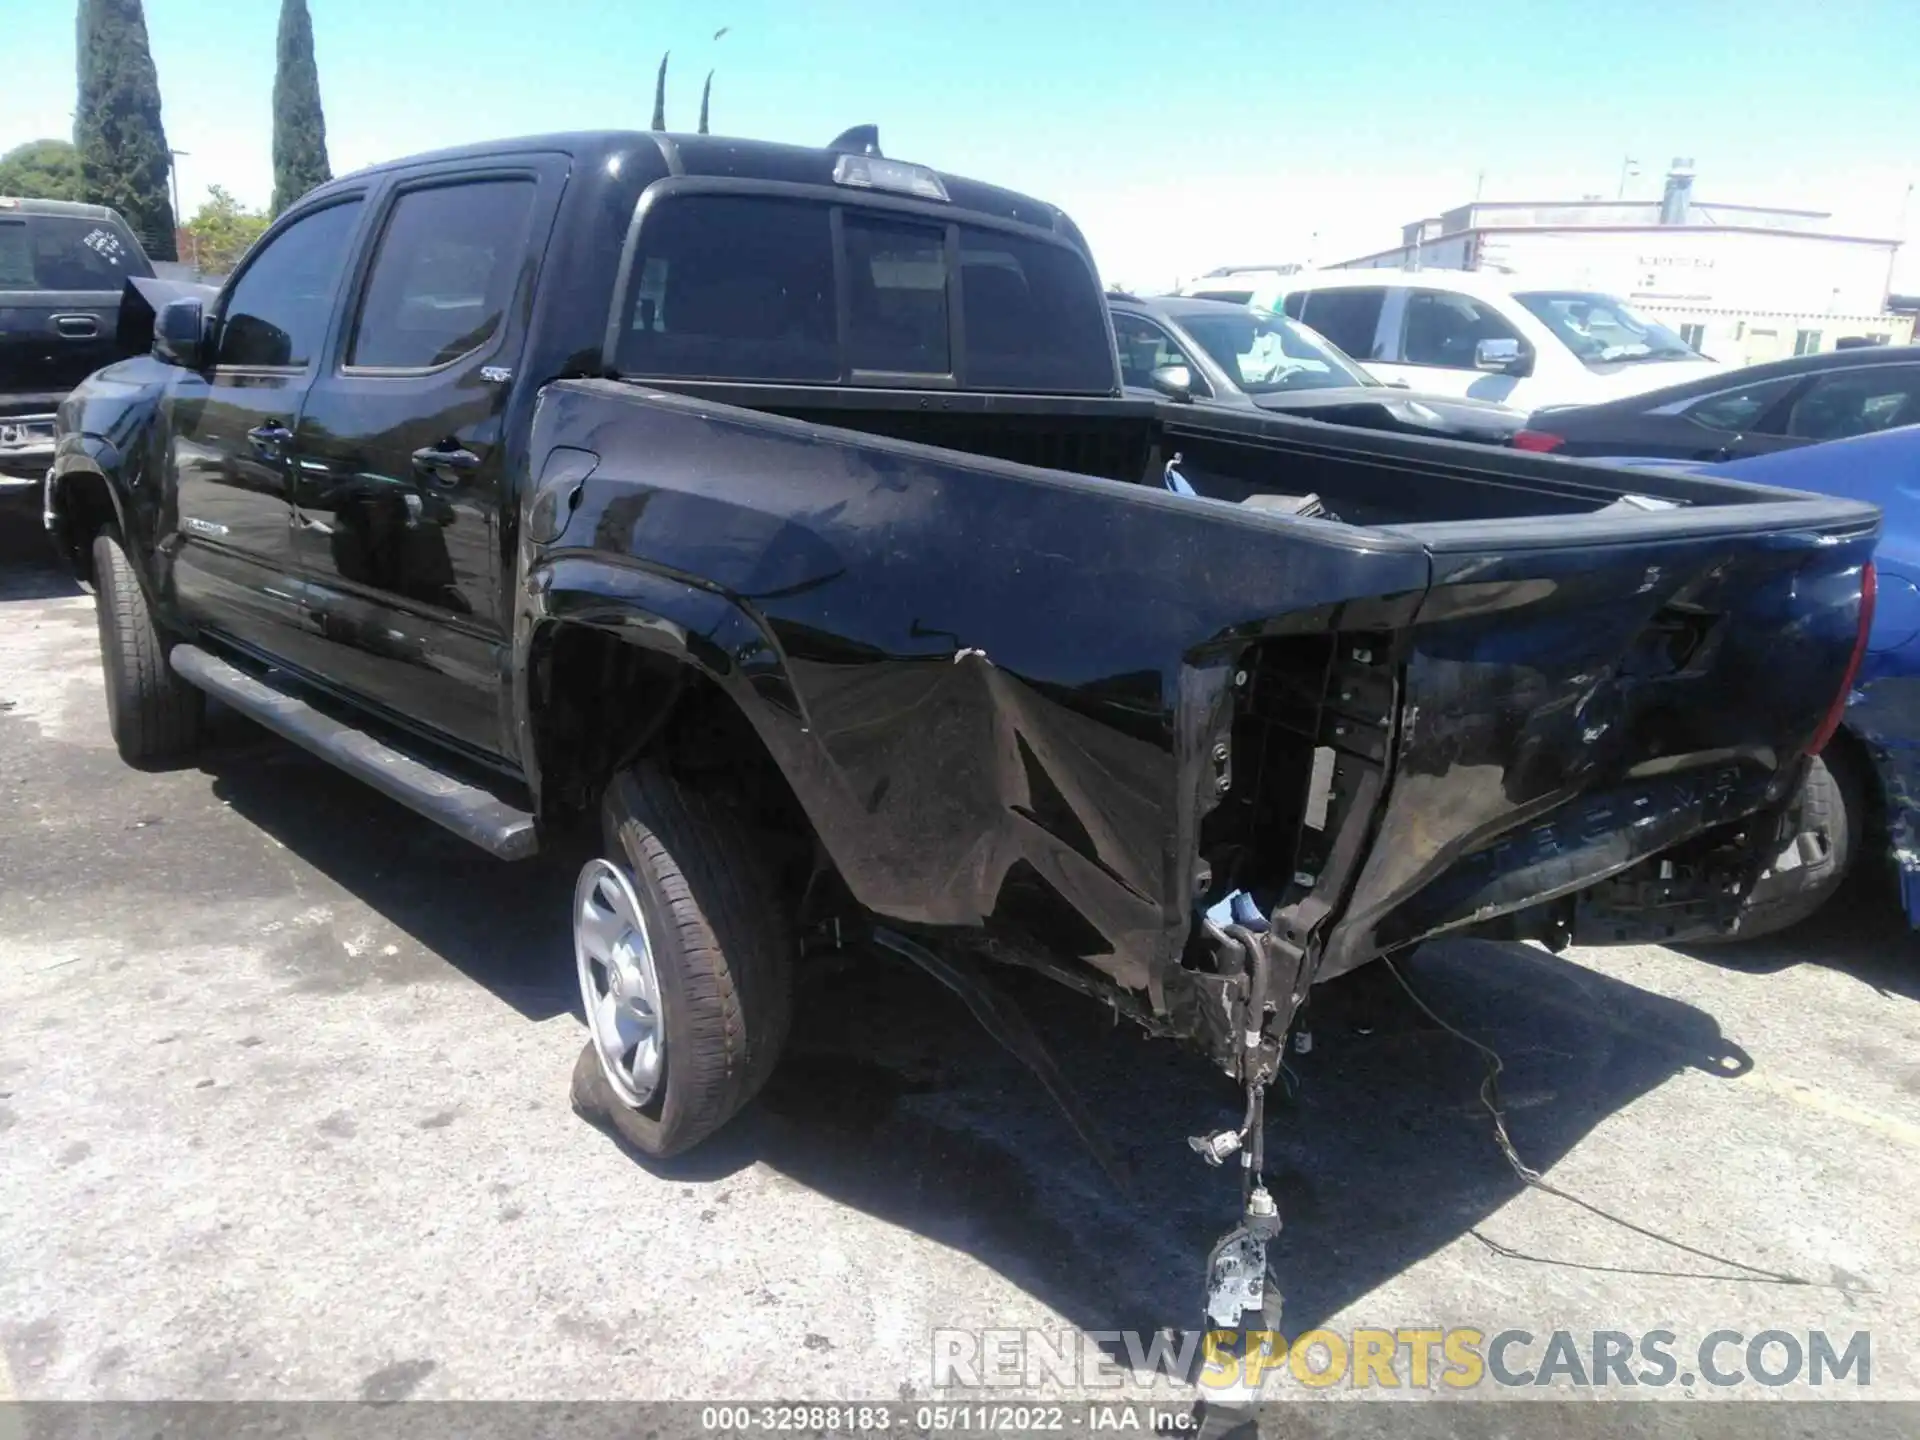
[3,505,1917,1420]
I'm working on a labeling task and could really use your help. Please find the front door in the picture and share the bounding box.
[286,165,557,757]
[166,197,366,658]
[1372,287,1532,404]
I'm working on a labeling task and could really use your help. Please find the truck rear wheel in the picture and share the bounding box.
[1708,749,1862,944]
[91,528,204,766]
[569,762,792,1157]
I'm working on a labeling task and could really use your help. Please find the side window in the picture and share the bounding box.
[844,214,949,375]
[215,200,363,368]
[347,180,536,369]
[1285,288,1386,360]
[1112,315,1198,392]
[1401,289,1523,367]
[618,195,838,382]
[1781,368,1920,441]
[1679,378,1797,433]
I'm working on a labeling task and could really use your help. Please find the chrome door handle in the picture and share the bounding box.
[411,444,481,486]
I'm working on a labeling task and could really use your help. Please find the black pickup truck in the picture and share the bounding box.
[46,128,1876,1329]
[0,197,155,486]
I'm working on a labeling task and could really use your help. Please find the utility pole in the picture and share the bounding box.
[1616,156,1639,200]
[1886,180,1914,306]
[167,149,189,234]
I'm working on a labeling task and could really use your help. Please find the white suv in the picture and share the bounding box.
[1254,270,1723,411]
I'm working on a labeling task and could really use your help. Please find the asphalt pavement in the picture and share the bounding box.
[3,502,1917,1415]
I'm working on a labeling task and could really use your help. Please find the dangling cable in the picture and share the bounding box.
[1380,952,1839,1290]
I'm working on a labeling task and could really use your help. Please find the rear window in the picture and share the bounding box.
[0,214,153,292]
[616,193,1113,392]
[845,213,950,374]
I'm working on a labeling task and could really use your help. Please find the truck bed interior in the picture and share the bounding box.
[692,387,1781,529]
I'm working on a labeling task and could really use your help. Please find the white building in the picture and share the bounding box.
[1334,162,1911,365]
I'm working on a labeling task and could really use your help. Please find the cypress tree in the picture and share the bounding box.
[698,71,712,134]
[651,52,669,130]
[271,0,331,215]
[73,0,177,260]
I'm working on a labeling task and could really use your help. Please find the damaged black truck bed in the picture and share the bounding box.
[48,128,1877,1330]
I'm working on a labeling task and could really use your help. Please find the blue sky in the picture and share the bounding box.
[5,0,1918,287]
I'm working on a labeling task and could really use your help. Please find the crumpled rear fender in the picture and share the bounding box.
[1839,670,1920,928]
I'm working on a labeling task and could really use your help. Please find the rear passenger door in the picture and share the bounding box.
[1281,287,1392,367]
[285,160,562,756]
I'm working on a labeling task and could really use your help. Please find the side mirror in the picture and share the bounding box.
[1474,337,1531,376]
[1149,363,1194,402]
[153,298,205,368]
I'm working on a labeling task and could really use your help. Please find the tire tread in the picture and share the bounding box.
[583,763,791,1154]
[91,529,203,764]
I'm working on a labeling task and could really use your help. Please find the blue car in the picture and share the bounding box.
[1626,425,1920,936]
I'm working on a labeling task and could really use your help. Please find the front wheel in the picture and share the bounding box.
[90,528,204,766]
[568,762,793,1157]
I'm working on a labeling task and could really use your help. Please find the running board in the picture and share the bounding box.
[169,644,538,860]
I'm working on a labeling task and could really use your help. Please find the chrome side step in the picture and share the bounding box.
[169,644,538,860]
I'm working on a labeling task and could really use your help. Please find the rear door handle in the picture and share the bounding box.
[53,314,99,338]
[411,443,481,486]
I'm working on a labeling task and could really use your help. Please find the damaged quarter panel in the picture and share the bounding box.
[1318,516,1875,973]
[520,381,1431,996]
[1694,426,1920,926]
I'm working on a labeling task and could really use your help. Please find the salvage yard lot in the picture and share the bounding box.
[2,507,1918,1405]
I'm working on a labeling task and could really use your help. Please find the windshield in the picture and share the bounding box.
[1176,308,1373,393]
[1515,290,1701,365]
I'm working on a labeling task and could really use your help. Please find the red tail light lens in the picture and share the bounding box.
[1513,430,1566,453]
[1807,559,1876,756]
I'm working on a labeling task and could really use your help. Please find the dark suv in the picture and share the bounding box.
[0,196,153,484]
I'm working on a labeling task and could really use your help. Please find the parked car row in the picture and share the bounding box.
[1108,271,1920,940]
[1181,266,1725,409]
[1108,292,1526,443]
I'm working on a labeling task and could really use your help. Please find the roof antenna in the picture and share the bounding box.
[827,125,882,157]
